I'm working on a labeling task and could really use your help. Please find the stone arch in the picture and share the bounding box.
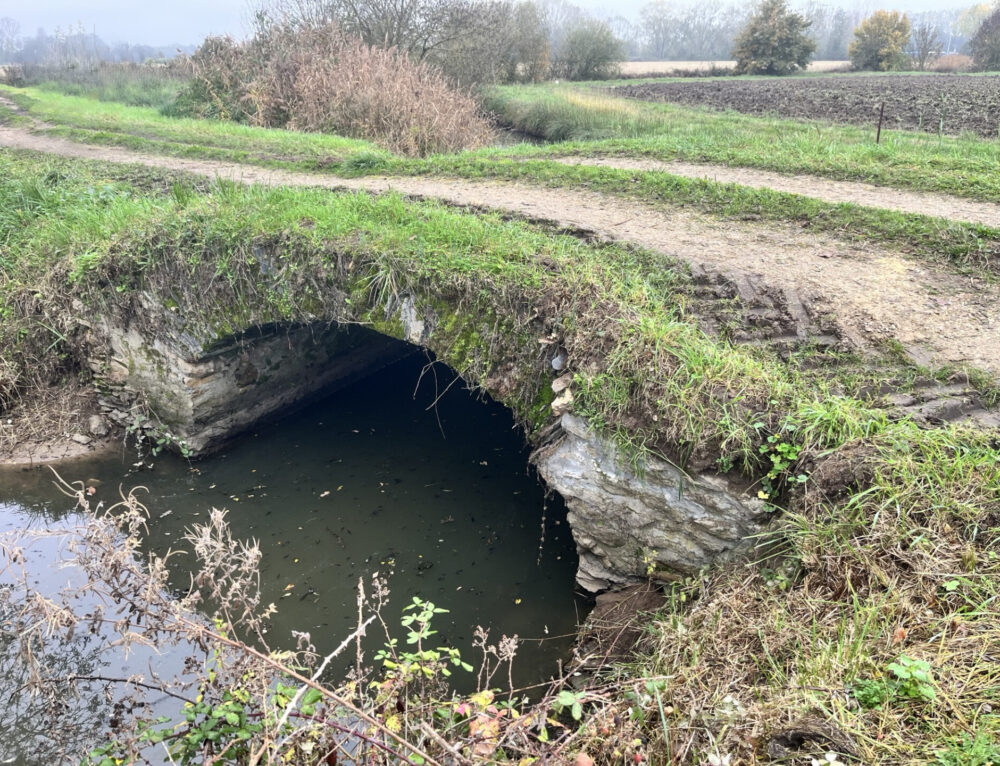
[82,235,764,590]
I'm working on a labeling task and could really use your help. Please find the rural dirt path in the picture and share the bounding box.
[558,156,1000,229]
[2,125,998,379]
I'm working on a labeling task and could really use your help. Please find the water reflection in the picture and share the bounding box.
[0,353,587,761]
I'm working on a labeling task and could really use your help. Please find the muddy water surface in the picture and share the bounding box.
[0,353,585,762]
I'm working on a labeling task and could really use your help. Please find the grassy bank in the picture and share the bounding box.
[1,87,377,165]
[4,87,1000,281]
[3,147,1000,763]
[484,84,1000,202]
[10,81,1000,205]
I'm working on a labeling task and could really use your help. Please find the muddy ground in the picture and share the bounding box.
[614,74,1000,137]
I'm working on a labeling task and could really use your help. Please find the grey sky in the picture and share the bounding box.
[1,0,974,46]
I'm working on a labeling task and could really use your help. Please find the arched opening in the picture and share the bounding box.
[3,327,589,693]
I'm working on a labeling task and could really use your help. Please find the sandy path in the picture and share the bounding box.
[2,125,998,379]
[558,156,1000,229]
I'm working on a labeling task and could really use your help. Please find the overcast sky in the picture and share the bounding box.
[1,0,973,46]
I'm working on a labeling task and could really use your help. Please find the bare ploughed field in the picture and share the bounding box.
[614,74,1000,137]
[616,60,849,76]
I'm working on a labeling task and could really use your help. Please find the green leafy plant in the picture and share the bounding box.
[756,429,806,506]
[888,655,936,702]
[852,678,894,709]
[853,655,936,709]
[374,597,473,681]
[553,689,586,721]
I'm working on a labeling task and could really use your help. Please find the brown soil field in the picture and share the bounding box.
[614,74,1000,137]
[617,60,848,77]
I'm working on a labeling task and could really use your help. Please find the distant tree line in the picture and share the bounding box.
[0,19,195,65]
[4,0,1000,85]
[251,0,626,83]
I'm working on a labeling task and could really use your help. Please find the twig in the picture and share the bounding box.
[260,614,376,764]
[182,616,443,766]
[419,721,473,766]
[65,674,195,705]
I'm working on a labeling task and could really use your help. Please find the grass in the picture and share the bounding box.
[484,84,1000,203]
[17,62,191,110]
[3,87,377,165]
[4,86,1000,281]
[3,148,1000,764]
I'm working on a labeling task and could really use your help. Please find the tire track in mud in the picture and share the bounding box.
[2,125,998,381]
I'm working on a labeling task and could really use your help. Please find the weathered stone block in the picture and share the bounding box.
[536,414,767,592]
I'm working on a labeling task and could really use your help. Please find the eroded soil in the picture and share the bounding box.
[1,124,998,382]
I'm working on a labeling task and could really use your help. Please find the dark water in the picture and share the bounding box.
[0,353,585,761]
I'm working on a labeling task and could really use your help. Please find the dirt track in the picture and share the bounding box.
[558,156,1000,229]
[2,125,998,379]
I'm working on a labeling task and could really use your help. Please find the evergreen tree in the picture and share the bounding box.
[732,0,816,75]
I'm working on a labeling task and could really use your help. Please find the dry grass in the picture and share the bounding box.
[0,384,97,457]
[931,54,974,73]
[286,28,493,157]
[618,60,850,77]
[181,23,493,157]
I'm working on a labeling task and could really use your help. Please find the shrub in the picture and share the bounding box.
[285,28,493,156]
[551,19,624,80]
[930,53,973,72]
[732,0,816,75]
[173,22,493,156]
[971,8,1000,71]
[849,10,911,71]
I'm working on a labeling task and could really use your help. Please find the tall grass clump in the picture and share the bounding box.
[173,22,493,157]
[19,62,190,110]
[484,86,668,141]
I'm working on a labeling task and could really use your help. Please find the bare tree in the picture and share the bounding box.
[254,0,548,84]
[909,22,942,69]
[606,14,641,59]
[639,1,673,59]
[538,0,584,52]
[0,17,20,62]
[257,0,502,60]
